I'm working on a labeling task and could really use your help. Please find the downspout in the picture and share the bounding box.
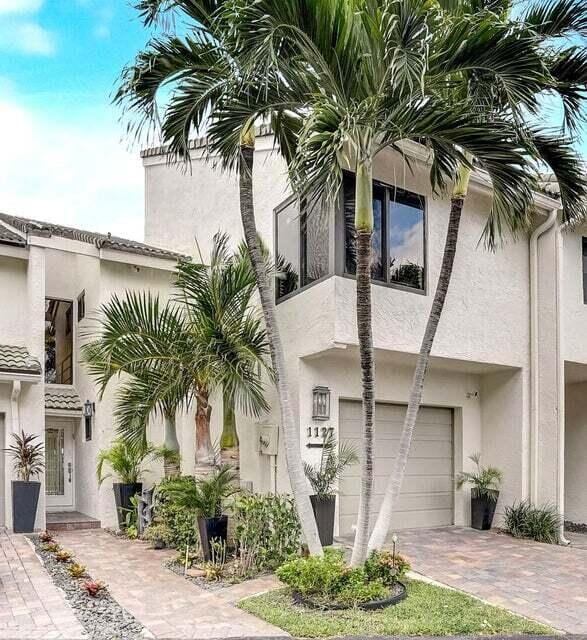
[10,380,21,434]
[555,224,570,545]
[529,209,569,545]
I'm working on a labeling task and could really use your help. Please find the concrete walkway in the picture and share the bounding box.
[57,529,286,639]
[0,530,85,639]
[397,527,587,634]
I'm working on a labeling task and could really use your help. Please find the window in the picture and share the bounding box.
[343,172,426,291]
[77,291,85,322]
[45,299,73,384]
[275,197,330,300]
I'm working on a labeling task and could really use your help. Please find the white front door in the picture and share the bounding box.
[45,422,74,510]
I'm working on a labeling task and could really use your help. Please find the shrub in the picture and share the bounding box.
[276,549,389,607]
[363,549,410,585]
[83,580,106,597]
[39,531,54,543]
[504,501,560,543]
[143,522,173,547]
[54,550,73,563]
[68,563,87,578]
[42,542,61,553]
[154,477,199,550]
[233,493,301,571]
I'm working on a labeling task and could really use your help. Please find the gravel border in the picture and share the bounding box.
[29,535,147,640]
[166,558,271,592]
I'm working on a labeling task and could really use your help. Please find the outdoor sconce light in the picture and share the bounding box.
[312,386,330,421]
[83,400,94,418]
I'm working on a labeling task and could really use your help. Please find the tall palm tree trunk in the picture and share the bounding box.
[238,128,323,557]
[368,164,471,551]
[220,389,239,475]
[163,412,181,477]
[351,159,376,567]
[194,387,214,474]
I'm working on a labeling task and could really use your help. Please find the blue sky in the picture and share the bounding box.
[0,0,153,239]
[0,1,585,241]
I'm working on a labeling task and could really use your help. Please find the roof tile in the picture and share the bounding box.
[0,345,42,375]
[45,386,83,412]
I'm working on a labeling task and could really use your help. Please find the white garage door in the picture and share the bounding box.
[339,400,454,535]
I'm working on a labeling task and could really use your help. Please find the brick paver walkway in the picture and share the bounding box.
[0,531,85,639]
[57,529,286,639]
[398,527,587,634]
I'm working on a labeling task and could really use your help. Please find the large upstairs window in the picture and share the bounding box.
[343,172,426,292]
[275,197,330,300]
[45,298,73,385]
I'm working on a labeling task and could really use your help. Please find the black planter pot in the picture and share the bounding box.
[112,482,142,529]
[470,490,498,530]
[12,481,40,533]
[197,515,228,561]
[310,494,336,547]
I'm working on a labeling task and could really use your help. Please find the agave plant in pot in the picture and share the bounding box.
[6,431,44,533]
[457,453,503,531]
[304,432,358,546]
[164,465,238,561]
[96,439,153,529]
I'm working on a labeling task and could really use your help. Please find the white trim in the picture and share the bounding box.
[0,245,28,260]
[99,248,179,270]
[0,372,41,384]
[45,409,83,418]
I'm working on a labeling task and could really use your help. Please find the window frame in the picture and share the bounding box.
[582,237,587,304]
[336,172,428,296]
[274,194,333,304]
[44,297,75,387]
[77,290,86,323]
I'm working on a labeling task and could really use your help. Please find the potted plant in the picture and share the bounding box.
[457,452,503,530]
[304,431,358,546]
[164,465,238,560]
[5,431,44,533]
[96,439,153,529]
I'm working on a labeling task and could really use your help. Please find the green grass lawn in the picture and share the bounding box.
[238,580,554,637]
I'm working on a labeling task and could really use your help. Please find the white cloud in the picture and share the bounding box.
[0,0,43,14]
[0,21,56,55]
[0,99,145,241]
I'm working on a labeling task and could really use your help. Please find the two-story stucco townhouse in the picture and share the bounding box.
[0,213,181,531]
[141,127,586,538]
[1,127,585,538]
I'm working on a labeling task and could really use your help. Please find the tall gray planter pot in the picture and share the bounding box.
[12,481,40,533]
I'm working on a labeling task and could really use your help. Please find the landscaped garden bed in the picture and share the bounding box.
[29,533,145,640]
[239,580,554,637]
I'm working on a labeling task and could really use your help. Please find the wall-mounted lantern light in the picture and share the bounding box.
[83,400,94,442]
[312,386,330,421]
[83,400,94,419]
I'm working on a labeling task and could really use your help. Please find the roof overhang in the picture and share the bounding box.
[0,371,41,384]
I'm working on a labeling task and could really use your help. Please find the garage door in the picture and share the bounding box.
[339,400,453,535]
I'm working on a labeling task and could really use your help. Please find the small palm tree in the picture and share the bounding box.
[456,453,503,502]
[96,440,154,486]
[304,432,358,500]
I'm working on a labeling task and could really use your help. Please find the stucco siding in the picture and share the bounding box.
[565,382,587,525]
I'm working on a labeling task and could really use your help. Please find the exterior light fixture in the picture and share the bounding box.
[83,400,94,418]
[312,386,330,421]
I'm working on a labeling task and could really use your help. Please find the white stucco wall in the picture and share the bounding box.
[564,382,587,524]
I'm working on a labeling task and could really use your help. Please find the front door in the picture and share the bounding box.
[45,422,74,509]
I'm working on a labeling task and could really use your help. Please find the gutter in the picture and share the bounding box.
[529,209,569,545]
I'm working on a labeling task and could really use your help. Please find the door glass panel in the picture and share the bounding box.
[45,428,64,496]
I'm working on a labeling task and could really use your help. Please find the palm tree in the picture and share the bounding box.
[368,0,587,551]
[233,0,576,564]
[82,234,271,477]
[115,0,325,555]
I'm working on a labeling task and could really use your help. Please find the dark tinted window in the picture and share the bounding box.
[343,172,425,291]
[45,299,73,384]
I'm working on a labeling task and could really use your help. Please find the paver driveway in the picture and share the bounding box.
[0,531,84,639]
[398,527,587,634]
[57,529,286,639]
